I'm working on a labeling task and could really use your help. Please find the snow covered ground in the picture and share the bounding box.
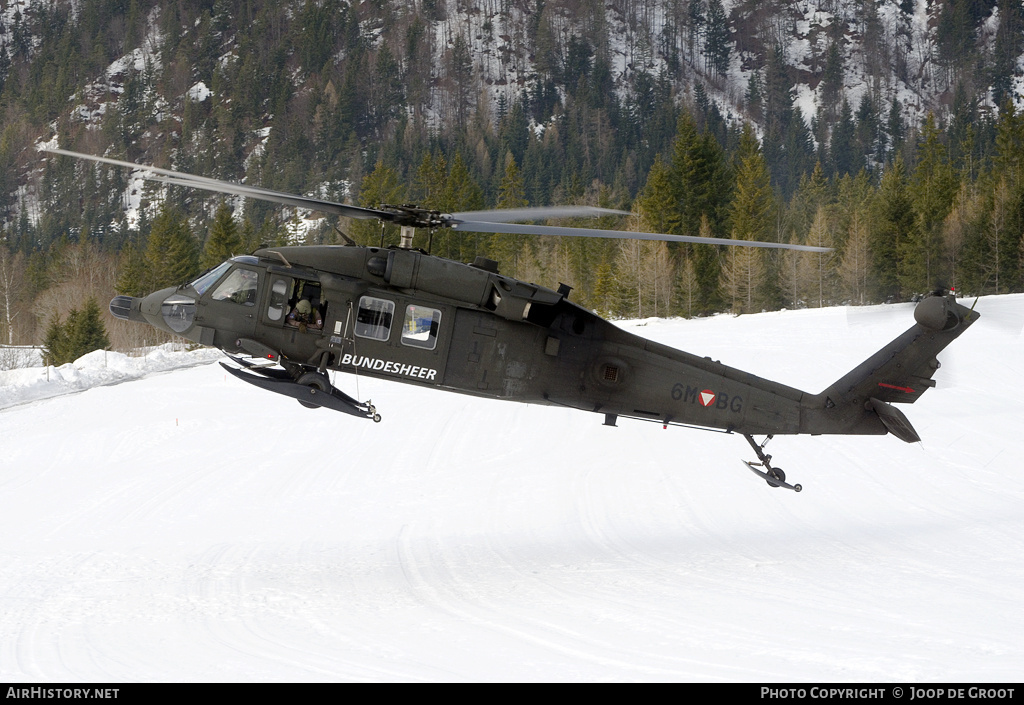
[1,297,1022,682]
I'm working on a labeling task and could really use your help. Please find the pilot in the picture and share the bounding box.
[286,298,323,333]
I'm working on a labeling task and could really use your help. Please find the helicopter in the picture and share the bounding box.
[43,147,979,492]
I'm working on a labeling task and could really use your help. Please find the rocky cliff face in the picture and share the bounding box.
[1,0,1021,223]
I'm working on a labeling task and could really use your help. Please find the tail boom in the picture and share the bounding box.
[798,293,979,441]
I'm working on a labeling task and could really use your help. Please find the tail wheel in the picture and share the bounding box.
[296,371,331,409]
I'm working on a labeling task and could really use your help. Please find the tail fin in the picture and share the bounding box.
[801,292,979,441]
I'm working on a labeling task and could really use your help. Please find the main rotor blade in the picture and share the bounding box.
[450,220,833,252]
[40,147,393,221]
[40,146,830,252]
[449,206,631,223]
[145,173,384,219]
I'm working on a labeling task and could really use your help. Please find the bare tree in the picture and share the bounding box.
[838,210,871,305]
[941,182,979,292]
[985,178,1010,294]
[723,243,764,314]
[806,206,838,307]
[674,255,698,318]
[0,246,25,345]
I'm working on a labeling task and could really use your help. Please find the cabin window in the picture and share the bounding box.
[267,278,289,321]
[401,305,441,350]
[355,296,394,341]
[212,268,259,306]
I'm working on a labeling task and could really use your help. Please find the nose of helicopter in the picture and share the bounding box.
[109,295,147,323]
[111,287,200,336]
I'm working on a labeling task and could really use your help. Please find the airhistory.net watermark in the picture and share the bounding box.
[6,689,119,699]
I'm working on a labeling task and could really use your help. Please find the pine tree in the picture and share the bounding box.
[820,41,843,124]
[497,154,528,210]
[991,2,1024,108]
[636,154,675,234]
[728,125,777,309]
[886,98,906,162]
[730,125,774,243]
[69,297,110,360]
[440,153,486,262]
[762,43,794,185]
[353,161,405,246]
[693,214,723,313]
[447,34,474,129]
[145,203,200,290]
[668,110,700,234]
[745,70,763,121]
[239,218,259,253]
[491,154,529,276]
[906,113,958,291]
[936,0,977,75]
[40,297,109,366]
[872,156,915,301]
[201,203,242,270]
[371,43,404,131]
[614,238,642,318]
[591,257,616,318]
[687,0,705,66]
[114,238,147,297]
[829,99,860,177]
[855,93,881,167]
[994,102,1024,189]
[704,0,731,78]
[415,152,448,209]
[444,153,485,213]
[789,107,817,182]
[670,111,732,239]
[41,313,65,366]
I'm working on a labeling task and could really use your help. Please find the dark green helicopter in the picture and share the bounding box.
[44,147,979,492]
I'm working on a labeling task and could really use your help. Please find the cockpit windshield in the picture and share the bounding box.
[190,260,232,296]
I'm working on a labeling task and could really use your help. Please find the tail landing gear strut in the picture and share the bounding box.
[742,434,802,492]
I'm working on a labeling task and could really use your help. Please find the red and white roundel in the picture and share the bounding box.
[699,390,716,407]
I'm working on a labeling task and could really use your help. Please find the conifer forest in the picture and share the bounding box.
[1,0,1023,352]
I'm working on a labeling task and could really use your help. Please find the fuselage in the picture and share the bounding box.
[117,244,976,440]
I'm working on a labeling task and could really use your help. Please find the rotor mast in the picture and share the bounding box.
[400,225,416,249]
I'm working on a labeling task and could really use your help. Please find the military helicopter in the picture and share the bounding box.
[43,147,979,492]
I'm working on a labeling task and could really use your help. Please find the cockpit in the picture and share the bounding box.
[160,256,261,333]
[191,256,259,296]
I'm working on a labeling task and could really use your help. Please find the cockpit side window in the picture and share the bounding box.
[190,260,233,295]
[212,268,260,306]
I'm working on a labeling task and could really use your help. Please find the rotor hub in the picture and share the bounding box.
[379,204,448,229]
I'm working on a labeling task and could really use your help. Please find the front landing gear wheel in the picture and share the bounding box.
[296,371,330,409]
[766,467,786,488]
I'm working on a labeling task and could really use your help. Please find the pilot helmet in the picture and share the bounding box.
[297,299,312,315]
